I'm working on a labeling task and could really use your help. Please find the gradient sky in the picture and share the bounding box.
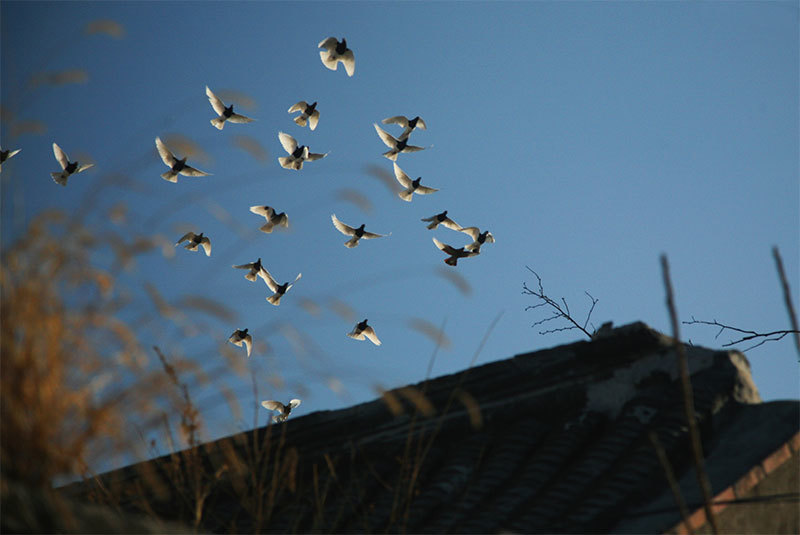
[2,1,798,470]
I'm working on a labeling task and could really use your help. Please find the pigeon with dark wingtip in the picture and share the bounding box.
[277,132,327,170]
[374,124,425,161]
[250,205,289,233]
[348,319,381,346]
[421,210,462,231]
[206,86,255,130]
[175,231,211,256]
[233,257,269,282]
[51,143,93,185]
[262,268,301,306]
[156,137,210,182]
[0,147,21,173]
[393,162,438,202]
[382,115,426,140]
[261,399,301,422]
[459,227,495,252]
[331,214,389,248]
[228,328,252,357]
[288,101,320,130]
[318,37,355,77]
[433,237,479,266]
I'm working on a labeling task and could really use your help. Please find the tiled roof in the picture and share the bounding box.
[64,322,799,533]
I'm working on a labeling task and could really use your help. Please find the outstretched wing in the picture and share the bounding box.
[228,112,254,124]
[260,267,279,292]
[288,101,307,113]
[318,37,338,50]
[308,111,320,130]
[440,217,462,231]
[415,185,438,195]
[433,237,458,255]
[373,124,397,149]
[288,399,302,409]
[331,214,355,236]
[155,137,177,167]
[250,205,275,219]
[459,226,480,240]
[340,50,355,77]
[401,144,425,153]
[205,86,226,115]
[362,326,381,346]
[392,162,412,188]
[175,232,196,245]
[361,230,388,239]
[382,116,410,128]
[179,165,211,177]
[306,151,328,161]
[199,237,212,256]
[261,400,285,412]
[278,132,297,155]
[76,163,95,173]
[52,143,69,169]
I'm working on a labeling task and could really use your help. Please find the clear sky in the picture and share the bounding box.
[2,1,798,469]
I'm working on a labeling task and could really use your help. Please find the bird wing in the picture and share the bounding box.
[308,111,320,130]
[278,132,297,155]
[261,400,285,412]
[415,117,427,130]
[340,50,355,77]
[459,226,480,240]
[373,124,397,148]
[415,185,438,195]
[347,326,366,340]
[305,151,328,161]
[420,214,436,222]
[331,214,355,236]
[485,232,495,243]
[175,232,196,245]
[179,165,211,177]
[250,205,274,219]
[52,143,69,169]
[363,326,382,346]
[382,116,409,128]
[155,137,178,167]
[319,51,339,71]
[233,262,255,270]
[228,112,254,124]
[273,213,289,228]
[361,230,388,239]
[76,163,95,173]
[392,162,412,188]
[440,217,462,231]
[243,334,252,357]
[288,101,306,113]
[433,237,458,255]
[260,267,279,292]
[318,37,338,50]
[199,237,212,256]
[205,86,226,115]
[401,144,425,153]
[289,399,302,409]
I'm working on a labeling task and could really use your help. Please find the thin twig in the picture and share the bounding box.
[773,246,800,359]
[661,255,718,535]
[648,431,694,535]
[682,317,799,351]
[523,266,597,339]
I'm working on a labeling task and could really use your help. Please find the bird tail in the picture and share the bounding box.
[161,171,178,182]
[398,190,413,202]
[382,150,398,161]
[293,115,307,127]
[344,238,359,248]
[259,222,275,233]
[211,117,225,130]
[267,294,282,306]
[51,172,67,186]
[445,257,458,266]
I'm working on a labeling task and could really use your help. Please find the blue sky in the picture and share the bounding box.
[2,1,798,467]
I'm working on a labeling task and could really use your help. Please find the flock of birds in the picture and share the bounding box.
[1,37,494,424]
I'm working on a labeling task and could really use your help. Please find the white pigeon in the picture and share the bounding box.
[288,101,320,130]
[393,162,438,202]
[228,328,252,357]
[373,124,425,161]
[277,132,327,170]
[51,143,93,185]
[175,231,211,256]
[347,319,381,346]
[459,227,495,252]
[155,137,210,182]
[331,214,389,248]
[249,205,289,233]
[233,257,269,282]
[382,115,426,140]
[261,399,302,422]
[206,86,255,130]
[421,210,462,231]
[318,37,355,77]
[433,237,479,266]
[262,268,302,306]
[0,147,21,173]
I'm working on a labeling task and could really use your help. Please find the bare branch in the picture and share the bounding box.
[523,266,597,339]
[682,317,799,352]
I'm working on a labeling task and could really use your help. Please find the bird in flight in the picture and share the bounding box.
[206,86,255,130]
[51,143,93,185]
[250,205,289,233]
[347,319,381,346]
[175,231,211,256]
[228,328,252,357]
[331,214,389,248]
[155,137,210,182]
[0,147,21,172]
[277,132,327,170]
[393,162,438,202]
[433,237,479,266]
[261,399,302,422]
[288,101,320,130]
[318,37,355,77]
[421,210,461,231]
[374,124,425,161]
[233,257,269,282]
[459,227,495,252]
[382,115,426,140]
[262,268,302,306]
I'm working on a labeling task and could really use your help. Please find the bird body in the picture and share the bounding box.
[233,257,269,282]
[348,319,381,345]
[175,231,211,256]
[249,205,289,233]
[421,210,461,231]
[278,132,327,170]
[288,100,320,130]
[206,86,254,130]
[155,137,210,182]
[393,162,438,202]
[228,328,252,357]
[261,268,301,306]
[433,237,479,266]
[374,124,425,161]
[0,147,21,172]
[331,214,388,248]
[261,399,302,422]
[51,143,93,185]
[318,37,355,77]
